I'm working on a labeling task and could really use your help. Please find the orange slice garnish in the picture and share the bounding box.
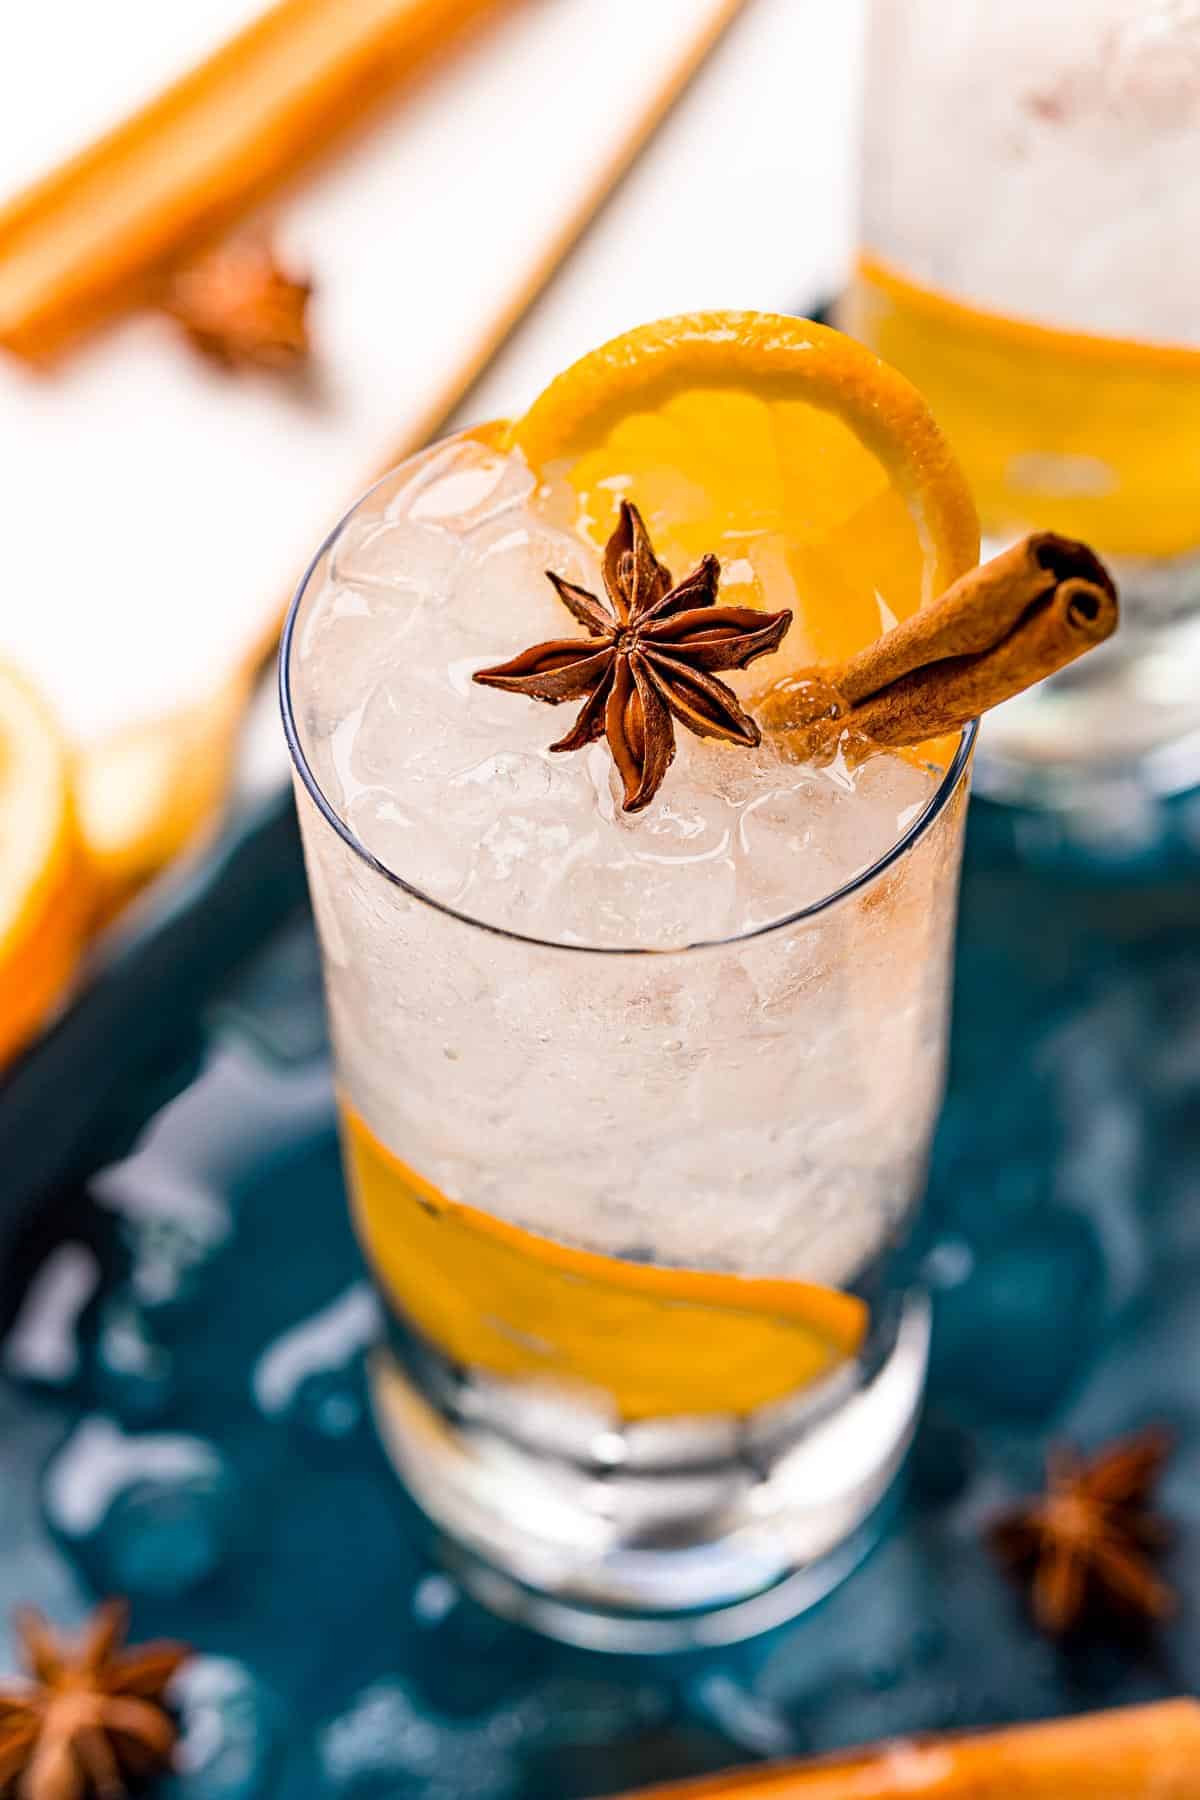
[511,310,979,671]
[0,661,91,1068]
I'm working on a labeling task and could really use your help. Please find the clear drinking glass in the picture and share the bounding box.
[843,0,1200,808]
[280,442,976,1652]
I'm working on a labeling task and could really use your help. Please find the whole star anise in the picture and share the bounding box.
[161,235,312,372]
[473,500,792,812]
[0,1601,191,1800]
[987,1428,1176,1636]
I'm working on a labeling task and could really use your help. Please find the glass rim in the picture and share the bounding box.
[279,467,978,959]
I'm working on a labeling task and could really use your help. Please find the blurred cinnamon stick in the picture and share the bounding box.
[237,0,755,680]
[607,1700,1200,1799]
[0,0,522,361]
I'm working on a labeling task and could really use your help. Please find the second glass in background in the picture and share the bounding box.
[843,0,1200,810]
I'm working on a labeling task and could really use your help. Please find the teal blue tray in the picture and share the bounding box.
[0,790,307,1300]
[1,786,1198,1799]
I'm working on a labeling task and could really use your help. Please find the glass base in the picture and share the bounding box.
[367,1295,930,1652]
[974,548,1200,818]
[440,1503,896,1654]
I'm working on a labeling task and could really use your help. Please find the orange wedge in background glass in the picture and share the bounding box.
[0,661,92,1068]
[846,254,1200,560]
[511,310,980,671]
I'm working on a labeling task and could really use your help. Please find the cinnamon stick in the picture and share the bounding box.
[0,0,521,361]
[605,1699,1200,1799]
[761,533,1118,757]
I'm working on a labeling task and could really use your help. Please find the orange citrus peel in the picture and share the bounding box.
[0,662,92,1067]
[509,311,980,672]
[346,1106,867,1420]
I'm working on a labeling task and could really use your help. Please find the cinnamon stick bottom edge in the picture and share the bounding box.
[603,1698,1200,1800]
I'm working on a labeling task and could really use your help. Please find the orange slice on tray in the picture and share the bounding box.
[510,310,980,671]
[76,667,251,926]
[0,660,91,1068]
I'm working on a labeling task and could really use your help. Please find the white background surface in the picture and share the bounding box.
[0,0,865,743]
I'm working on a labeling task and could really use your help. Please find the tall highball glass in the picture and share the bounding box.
[281,441,976,1651]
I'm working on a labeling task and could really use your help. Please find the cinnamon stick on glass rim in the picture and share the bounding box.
[759,532,1118,757]
[601,1698,1200,1800]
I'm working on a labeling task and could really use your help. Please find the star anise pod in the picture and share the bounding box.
[161,236,312,372]
[987,1428,1176,1636]
[0,1600,191,1800]
[474,501,792,811]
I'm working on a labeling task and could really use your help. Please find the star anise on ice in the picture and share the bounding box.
[987,1428,1176,1636]
[474,500,793,811]
[161,235,312,371]
[0,1600,191,1800]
